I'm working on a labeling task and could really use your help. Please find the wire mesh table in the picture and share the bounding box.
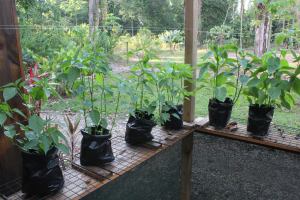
[0,126,193,200]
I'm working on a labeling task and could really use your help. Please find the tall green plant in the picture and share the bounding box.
[0,79,69,155]
[244,50,300,109]
[198,45,251,104]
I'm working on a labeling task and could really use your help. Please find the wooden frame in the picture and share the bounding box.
[183,0,199,123]
[0,0,25,185]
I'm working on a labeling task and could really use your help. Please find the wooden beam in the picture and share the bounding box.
[180,133,194,200]
[0,0,25,185]
[183,0,199,122]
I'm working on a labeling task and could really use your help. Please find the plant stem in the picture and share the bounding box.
[110,92,120,132]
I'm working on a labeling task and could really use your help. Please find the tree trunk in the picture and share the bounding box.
[89,0,100,41]
[254,2,271,57]
[100,0,108,23]
[240,0,244,49]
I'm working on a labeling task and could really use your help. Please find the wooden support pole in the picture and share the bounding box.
[0,0,25,185]
[183,0,199,122]
[180,133,194,200]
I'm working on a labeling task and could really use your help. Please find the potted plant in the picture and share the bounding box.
[64,45,120,166]
[198,45,251,129]
[155,63,192,130]
[125,53,157,145]
[0,78,69,196]
[244,50,300,136]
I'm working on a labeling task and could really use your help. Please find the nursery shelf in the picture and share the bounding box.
[0,126,193,200]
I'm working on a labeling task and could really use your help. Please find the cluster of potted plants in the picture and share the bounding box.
[124,50,192,145]
[199,45,300,136]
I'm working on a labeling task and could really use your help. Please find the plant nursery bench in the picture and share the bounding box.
[0,120,194,200]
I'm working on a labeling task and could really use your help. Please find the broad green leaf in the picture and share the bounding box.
[268,87,281,100]
[216,73,227,87]
[267,57,280,74]
[215,87,227,102]
[25,131,36,140]
[40,135,50,154]
[247,78,260,87]
[89,110,100,125]
[67,67,80,83]
[28,115,45,133]
[4,126,16,139]
[0,113,7,126]
[23,139,39,151]
[3,87,17,101]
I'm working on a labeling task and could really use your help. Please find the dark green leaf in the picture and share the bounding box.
[89,110,100,125]
[28,115,45,133]
[0,113,7,126]
[267,57,280,74]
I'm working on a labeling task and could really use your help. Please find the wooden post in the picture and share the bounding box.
[183,0,199,122]
[180,133,194,200]
[0,0,25,185]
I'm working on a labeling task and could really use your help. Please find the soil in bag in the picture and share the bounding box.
[208,98,233,129]
[247,104,274,136]
[22,147,64,196]
[162,104,183,130]
[80,126,115,166]
[125,110,156,145]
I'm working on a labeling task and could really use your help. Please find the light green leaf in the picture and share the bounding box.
[216,73,227,87]
[89,110,100,125]
[247,78,260,87]
[215,87,227,102]
[3,87,17,101]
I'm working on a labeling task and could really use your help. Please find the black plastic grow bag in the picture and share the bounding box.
[125,110,156,145]
[22,147,64,196]
[247,104,275,136]
[80,127,115,166]
[208,98,233,129]
[162,105,183,130]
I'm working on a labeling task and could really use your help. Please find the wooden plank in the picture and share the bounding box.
[183,0,200,122]
[180,133,194,200]
[0,0,25,185]
[195,126,300,154]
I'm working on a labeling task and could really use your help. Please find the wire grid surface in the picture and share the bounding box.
[72,127,192,177]
[201,123,300,150]
[0,167,103,200]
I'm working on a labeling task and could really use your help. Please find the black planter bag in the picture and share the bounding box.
[247,104,275,136]
[80,127,115,166]
[22,147,64,196]
[125,110,156,145]
[163,105,183,130]
[208,98,233,129]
